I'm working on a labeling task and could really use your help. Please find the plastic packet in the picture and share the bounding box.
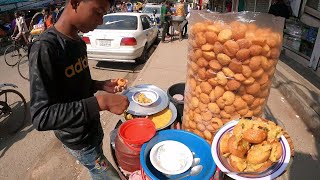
[182,11,285,144]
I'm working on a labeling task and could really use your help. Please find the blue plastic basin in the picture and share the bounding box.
[140,130,216,180]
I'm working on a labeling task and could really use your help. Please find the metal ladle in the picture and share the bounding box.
[173,165,203,180]
[165,157,201,179]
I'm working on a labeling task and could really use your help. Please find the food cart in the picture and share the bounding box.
[109,11,295,180]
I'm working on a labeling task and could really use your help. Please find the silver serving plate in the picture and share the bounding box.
[171,16,186,21]
[122,84,169,116]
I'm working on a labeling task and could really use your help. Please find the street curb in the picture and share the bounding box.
[273,65,320,138]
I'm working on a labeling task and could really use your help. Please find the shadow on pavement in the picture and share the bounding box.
[94,61,139,72]
[265,84,320,180]
[0,101,31,135]
[289,150,320,180]
[0,125,33,158]
[0,101,33,158]
[93,43,159,73]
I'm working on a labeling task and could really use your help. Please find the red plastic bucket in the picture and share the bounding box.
[115,118,156,172]
[119,118,156,149]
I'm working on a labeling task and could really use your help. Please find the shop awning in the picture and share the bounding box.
[0,0,54,13]
[19,0,52,10]
[0,0,30,5]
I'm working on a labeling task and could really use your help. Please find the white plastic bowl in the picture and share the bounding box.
[149,140,193,175]
[132,89,159,106]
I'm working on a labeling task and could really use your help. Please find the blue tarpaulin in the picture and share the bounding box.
[0,0,30,5]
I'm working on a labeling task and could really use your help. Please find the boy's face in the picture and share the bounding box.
[74,0,110,33]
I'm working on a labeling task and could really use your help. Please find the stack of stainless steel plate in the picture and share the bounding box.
[171,16,185,21]
[122,84,177,130]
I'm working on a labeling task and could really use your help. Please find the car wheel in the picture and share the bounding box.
[154,31,160,44]
[135,44,148,65]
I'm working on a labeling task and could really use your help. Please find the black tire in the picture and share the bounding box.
[135,44,148,65]
[154,31,160,45]
[4,45,22,67]
[18,55,29,81]
[0,89,27,137]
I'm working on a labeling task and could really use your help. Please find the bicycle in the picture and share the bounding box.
[18,55,29,81]
[0,83,27,136]
[4,37,28,67]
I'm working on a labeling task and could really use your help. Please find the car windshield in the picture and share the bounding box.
[97,15,137,30]
[142,7,160,14]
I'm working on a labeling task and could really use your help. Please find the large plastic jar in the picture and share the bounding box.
[175,3,185,17]
[182,12,285,144]
[115,118,156,172]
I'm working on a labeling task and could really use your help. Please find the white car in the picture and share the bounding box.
[142,4,161,19]
[83,13,158,64]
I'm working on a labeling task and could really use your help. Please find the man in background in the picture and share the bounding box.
[11,11,29,46]
[160,0,171,42]
[269,0,291,19]
[180,0,188,37]
[50,5,58,23]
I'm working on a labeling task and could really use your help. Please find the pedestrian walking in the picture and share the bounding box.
[160,0,172,42]
[179,0,188,37]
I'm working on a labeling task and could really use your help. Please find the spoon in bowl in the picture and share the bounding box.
[191,158,200,167]
[165,157,200,179]
[172,165,203,180]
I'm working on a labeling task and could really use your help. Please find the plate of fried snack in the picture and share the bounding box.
[211,117,291,180]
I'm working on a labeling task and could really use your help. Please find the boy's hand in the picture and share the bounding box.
[96,93,129,115]
[96,79,128,93]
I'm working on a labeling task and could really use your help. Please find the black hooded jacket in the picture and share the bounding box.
[29,27,103,150]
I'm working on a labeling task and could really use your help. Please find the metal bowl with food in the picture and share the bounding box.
[132,89,159,107]
[123,84,169,116]
[211,118,291,180]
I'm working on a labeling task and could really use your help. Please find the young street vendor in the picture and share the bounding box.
[28,0,128,179]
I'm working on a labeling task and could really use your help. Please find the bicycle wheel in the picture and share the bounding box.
[18,55,29,81]
[0,89,27,137]
[4,45,22,66]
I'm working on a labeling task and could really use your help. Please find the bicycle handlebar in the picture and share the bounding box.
[0,83,18,89]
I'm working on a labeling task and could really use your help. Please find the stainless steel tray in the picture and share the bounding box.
[122,84,169,116]
[156,102,177,131]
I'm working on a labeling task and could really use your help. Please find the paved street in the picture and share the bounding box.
[1,39,320,180]
[131,40,320,180]
[0,43,157,179]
